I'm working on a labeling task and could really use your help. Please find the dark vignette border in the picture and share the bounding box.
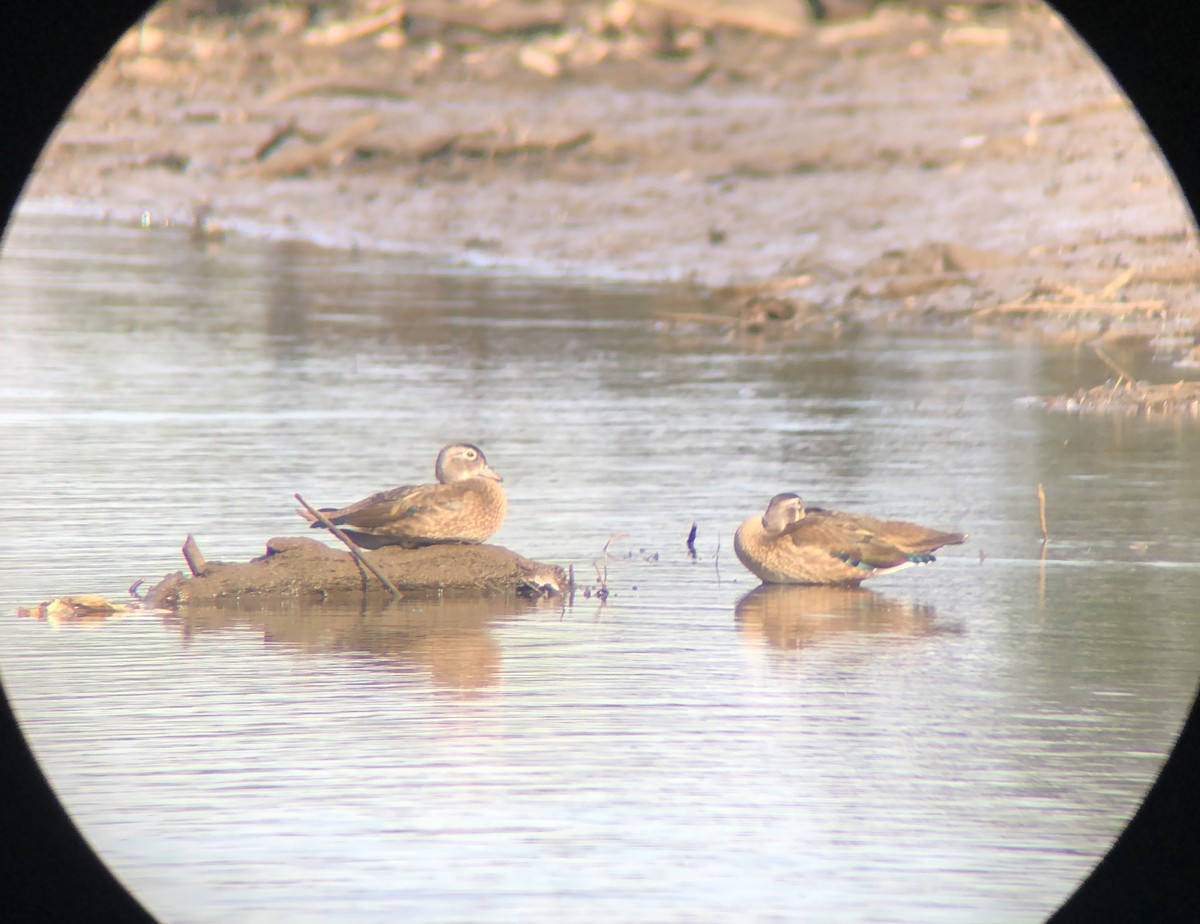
[1042,9,1200,919]
[1,1,1198,921]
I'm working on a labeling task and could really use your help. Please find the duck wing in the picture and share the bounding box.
[316,482,460,531]
[852,515,966,555]
[783,511,920,571]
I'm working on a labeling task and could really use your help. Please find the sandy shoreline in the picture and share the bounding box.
[18,0,1200,369]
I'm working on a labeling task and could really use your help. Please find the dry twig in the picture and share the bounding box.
[1090,342,1136,384]
[294,493,403,599]
[639,0,806,38]
[971,298,1165,319]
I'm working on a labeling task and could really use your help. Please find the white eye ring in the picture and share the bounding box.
[465,449,477,459]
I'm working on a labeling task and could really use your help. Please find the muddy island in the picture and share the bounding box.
[141,535,569,608]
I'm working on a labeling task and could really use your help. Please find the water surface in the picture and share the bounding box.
[2,214,1199,922]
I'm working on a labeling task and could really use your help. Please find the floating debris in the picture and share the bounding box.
[16,595,133,625]
[1031,379,1200,418]
[969,269,1171,328]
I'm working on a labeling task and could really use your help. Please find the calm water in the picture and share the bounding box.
[2,212,1200,922]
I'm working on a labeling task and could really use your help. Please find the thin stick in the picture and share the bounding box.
[971,298,1165,318]
[295,493,403,599]
[1097,265,1137,300]
[601,531,630,559]
[302,3,405,47]
[244,113,382,179]
[1091,342,1136,386]
[1037,483,1048,542]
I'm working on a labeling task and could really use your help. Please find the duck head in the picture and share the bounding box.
[435,443,503,483]
[761,492,806,537]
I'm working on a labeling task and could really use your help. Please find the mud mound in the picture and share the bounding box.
[143,536,567,607]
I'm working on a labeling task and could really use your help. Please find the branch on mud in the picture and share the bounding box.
[237,113,383,178]
[639,0,806,38]
[295,493,404,599]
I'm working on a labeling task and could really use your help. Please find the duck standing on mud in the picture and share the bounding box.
[298,443,507,549]
[734,492,965,586]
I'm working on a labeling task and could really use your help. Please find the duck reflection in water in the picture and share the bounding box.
[735,584,941,651]
[164,595,546,693]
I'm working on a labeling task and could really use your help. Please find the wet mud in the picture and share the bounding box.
[23,0,1200,409]
[142,536,568,607]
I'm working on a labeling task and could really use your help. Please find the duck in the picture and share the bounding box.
[298,443,507,549]
[734,492,965,585]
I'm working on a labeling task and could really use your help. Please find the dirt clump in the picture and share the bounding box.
[143,536,568,608]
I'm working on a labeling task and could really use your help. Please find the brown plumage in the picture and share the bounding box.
[298,443,507,549]
[734,492,966,585]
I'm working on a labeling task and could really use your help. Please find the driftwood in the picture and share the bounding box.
[971,269,1168,321]
[302,3,406,47]
[414,1,569,37]
[972,298,1167,319]
[236,113,383,178]
[416,129,594,163]
[639,0,806,38]
[266,80,412,105]
[143,536,568,609]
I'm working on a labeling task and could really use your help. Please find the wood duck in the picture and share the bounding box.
[299,443,507,549]
[734,492,965,585]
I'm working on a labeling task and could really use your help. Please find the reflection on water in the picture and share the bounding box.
[735,584,942,651]
[167,595,553,693]
[2,214,1200,923]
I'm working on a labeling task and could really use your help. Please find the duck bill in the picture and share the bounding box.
[480,464,503,483]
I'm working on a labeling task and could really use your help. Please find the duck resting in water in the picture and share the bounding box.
[298,443,507,549]
[734,492,966,586]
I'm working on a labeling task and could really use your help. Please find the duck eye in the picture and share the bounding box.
[464,449,477,459]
